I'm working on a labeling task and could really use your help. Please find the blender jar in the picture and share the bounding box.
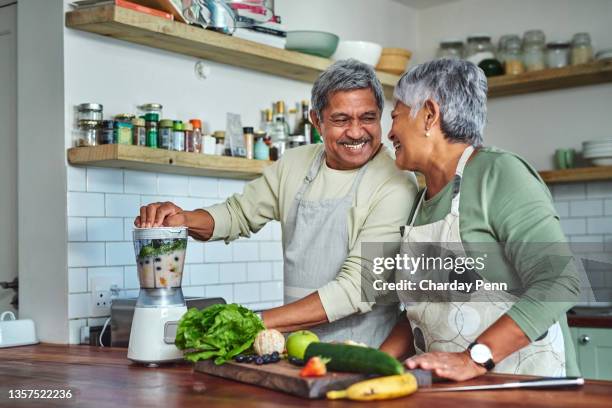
[133,227,188,289]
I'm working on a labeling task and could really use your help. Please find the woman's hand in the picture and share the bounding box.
[135,202,186,228]
[405,351,486,381]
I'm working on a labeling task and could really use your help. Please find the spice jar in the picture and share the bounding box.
[76,120,100,147]
[436,39,464,59]
[465,35,495,66]
[522,30,546,71]
[77,103,103,122]
[114,114,134,145]
[497,34,520,64]
[132,118,146,146]
[188,119,203,153]
[139,103,163,118]
[213,131,226,156]
[504,37,525,75]
[571,33,593,65]
[145,113,159,148]
[288,135,307,149]
[158,119,174,150]
[98,120,115,145]
[546,42,570,68]
[201,134,216,155]
[254,133,269,161]
[184,123,194,152]
[243,127,254,160]
[172,121,186,151]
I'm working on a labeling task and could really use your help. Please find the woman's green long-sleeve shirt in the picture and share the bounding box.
[413,147,581,376]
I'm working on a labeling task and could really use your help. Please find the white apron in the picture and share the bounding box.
[282,149,398,347]
[398,146,566,376]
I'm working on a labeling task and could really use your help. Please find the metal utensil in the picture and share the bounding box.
[420,377,584,393]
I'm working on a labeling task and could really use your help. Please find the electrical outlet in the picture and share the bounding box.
[90,277,113,317]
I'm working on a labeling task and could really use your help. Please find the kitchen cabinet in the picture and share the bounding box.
[571,326,612,380]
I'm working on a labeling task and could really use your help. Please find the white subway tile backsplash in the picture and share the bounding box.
[158,174,190,196]
[67,166,87,192]
[68,217,87,241]
[125,170,157,194]
[124,218,135,240]
[553,202,569,218]
[586,181,612,198]
[260,242,283,261]
[203,198,223,207]
[69,268,88,293]
[553,184,586,200]
[105,194,141,217]
[232,241,259,262]
[183,286,206,297]
[251,223,273,241]
[605,235,612,253]
[189,177,219,198]
[560,218,586,236]
[185,241,204,264]
[219,263,247,283]
[204,240,233,263]
[68,242,105,267]
[260,281,284,301]
[234,283,260,304]
[124,266,139,289]
[271,222,283,241]
[248,301,283,310]
[87,168,123,193]
[69,293,90,319]
[570,200,603,217]
[69,319,87,344]
[587,217,612,235]
[68,192,105,217]
[87,218,124,241]
[106,242,135,266]
[172,196,205,211]
[219,179,246,198]
[605,200,612,216]
[190,264,219,285]
[247,263,272,282]
[205,284,233,303]
[88,267,124,290]
[140,195,173,206]
[273,262,283,280]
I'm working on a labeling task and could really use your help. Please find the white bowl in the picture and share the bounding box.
[332,41,383,66]
[590,157,612,166]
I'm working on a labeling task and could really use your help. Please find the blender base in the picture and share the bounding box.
[127,305,187,365]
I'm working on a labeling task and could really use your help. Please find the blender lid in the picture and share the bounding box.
[133,226,188,240]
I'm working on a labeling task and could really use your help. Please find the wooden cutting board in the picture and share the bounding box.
[195,359,431,399]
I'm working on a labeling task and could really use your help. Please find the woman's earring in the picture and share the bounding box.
[425,130,431,137]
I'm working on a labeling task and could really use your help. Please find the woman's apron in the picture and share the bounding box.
[282,149,398,347]
[398,146,566,376]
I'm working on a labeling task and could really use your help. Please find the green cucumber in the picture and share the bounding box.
[303,342,404,376]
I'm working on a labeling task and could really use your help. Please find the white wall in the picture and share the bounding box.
[416,0,612,169]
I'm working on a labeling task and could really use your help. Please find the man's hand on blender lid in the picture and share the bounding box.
[135,202,184,228]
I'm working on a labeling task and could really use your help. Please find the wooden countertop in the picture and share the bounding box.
[1,344,611,407]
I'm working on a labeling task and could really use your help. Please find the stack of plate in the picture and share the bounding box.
[583,139,612,166]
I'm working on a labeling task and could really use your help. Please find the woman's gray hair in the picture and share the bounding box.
[311,59,385,121]
[393,59,488,146]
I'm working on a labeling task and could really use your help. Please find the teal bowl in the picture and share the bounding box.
[285,31,340,58]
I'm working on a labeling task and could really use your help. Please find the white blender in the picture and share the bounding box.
[128,227,188,366]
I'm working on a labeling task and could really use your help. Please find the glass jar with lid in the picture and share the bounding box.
[504,37,525,75]
[497,34,520,64]
[571,33,593,65]
[522,30,546,71]
[98,120,115,145]
[158,119,174,150]
[546,42,570,68]
[114,114,135,145]
[77,103,103,122]
[436,39,464,59]
[139,103,163,118]
[465,35,496,66]
[75,120,100,147]
[132,118,147,146]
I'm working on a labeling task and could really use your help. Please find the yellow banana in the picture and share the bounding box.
[326,373,418,401]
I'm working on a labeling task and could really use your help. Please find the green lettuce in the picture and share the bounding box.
[175,304,265,365]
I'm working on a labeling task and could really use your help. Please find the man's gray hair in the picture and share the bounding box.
[393,58,488,146]
[311,59,385,121]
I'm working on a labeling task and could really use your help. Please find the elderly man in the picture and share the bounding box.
[135,59,418,346]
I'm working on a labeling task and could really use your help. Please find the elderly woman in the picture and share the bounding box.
[379,59,581,381]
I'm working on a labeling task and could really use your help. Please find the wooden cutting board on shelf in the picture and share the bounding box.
[194,359,431,399]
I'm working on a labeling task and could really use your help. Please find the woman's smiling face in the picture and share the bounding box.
[388,100,428,170]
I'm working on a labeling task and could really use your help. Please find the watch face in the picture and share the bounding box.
[470,343,492,364]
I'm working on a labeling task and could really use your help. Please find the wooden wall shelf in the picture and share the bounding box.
[488,61,612,98]
[65,5,400,98]
[67,145,272,180]
[538,166,612,184]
